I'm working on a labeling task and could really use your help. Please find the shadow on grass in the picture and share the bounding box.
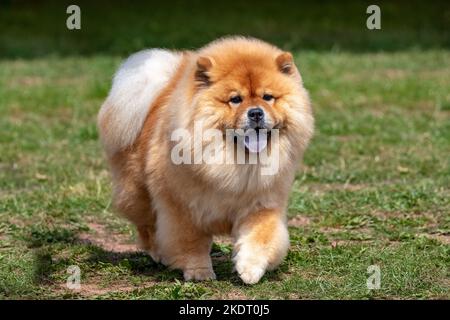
[82,244,180,280]
[31,243,181,285]
[33,249,54,285]
[26,225,172,284]
[29,225,286,290]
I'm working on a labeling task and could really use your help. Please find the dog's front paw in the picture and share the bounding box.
[233,248,267,284]
[235,260,266,285]
[183,267,216,281]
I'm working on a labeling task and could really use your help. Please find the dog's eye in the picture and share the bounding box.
[229,96,242,105]
[262,94,274,102]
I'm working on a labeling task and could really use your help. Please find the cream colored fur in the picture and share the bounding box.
[98,37,314,284]
[98,49,181,154]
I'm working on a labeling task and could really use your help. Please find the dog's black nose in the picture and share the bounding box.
[247,107,264,122]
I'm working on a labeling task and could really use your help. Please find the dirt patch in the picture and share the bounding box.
[221,290,248,300]
[335,135,355,142]
[370,211,404,219]
[319,226,344,234]
[370,211,438,225]
[288,216,311,227]
[383,68,407,80]
[417,233,450,245]
[329,239,375,248]
[319,226,378,246]
[300,183,370,195]
[10,76,44,88]
[78,222,137,253]
[57,277,155,297]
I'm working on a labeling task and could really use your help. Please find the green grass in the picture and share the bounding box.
[0,1,449,299]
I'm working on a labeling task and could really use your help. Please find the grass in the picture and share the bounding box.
[0,1,449,299]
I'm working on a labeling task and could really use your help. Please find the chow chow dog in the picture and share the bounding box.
[98,37,314,284]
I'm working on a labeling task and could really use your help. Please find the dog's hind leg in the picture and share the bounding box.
[114,182,157,255]
[113,181,160,262]
[109,153,159,261]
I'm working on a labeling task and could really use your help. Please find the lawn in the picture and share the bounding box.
[0,0,449,299]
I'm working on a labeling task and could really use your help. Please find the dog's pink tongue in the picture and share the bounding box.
[244,133,268,153]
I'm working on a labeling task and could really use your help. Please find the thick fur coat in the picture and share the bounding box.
[98,37,314,284]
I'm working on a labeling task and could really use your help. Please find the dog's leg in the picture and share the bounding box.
[233,209,289,284]
[114,187,159,261]
[154,199,215,281]
[109,155,159,261]
[136,217,159,262]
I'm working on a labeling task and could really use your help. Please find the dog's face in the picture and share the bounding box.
[191,39,313,156]
[184,38,313,189]
[196,52,294,131]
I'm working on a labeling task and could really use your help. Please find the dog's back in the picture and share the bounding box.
[98,49,181,154]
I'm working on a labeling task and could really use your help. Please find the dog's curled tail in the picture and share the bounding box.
[98,49,182,155]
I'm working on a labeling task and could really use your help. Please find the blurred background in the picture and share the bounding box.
[1,0,449,57]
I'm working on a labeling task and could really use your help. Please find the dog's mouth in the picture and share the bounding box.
[244,128,271,153]
[232,127,273,153]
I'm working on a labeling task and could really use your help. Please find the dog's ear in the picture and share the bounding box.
[276,52,294,75]
[195,56,214,87]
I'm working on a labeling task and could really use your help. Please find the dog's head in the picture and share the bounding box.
[179,37,314,189]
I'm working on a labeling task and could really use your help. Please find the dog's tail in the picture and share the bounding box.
[98,49,182,155]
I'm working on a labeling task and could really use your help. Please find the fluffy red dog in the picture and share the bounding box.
[98,37,314,284]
